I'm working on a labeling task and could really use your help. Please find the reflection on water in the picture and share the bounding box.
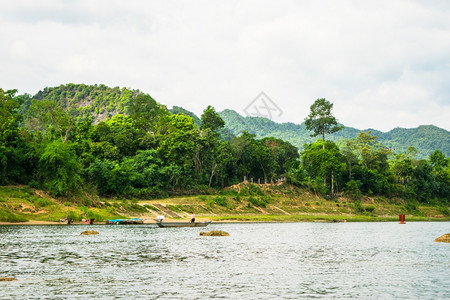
[0,222,449,299]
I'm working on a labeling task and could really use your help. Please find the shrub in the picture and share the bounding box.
[365,206,376,213]
[345,180,362,200]
[352,200,364,213]
[438,206,449,216]
[144,204,158,211]
[213,196,227,207]
[405,202,419,214]
[248,184,264,196]
[35,198,53,207]
[28,180,40,189]
[0,209,27,222]
[247,196,268,208]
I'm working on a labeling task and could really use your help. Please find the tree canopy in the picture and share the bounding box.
[304,98,343,149]
[0,84,448,206]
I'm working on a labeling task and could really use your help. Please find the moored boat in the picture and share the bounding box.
[156,220,211,228]
[106,218,144,225]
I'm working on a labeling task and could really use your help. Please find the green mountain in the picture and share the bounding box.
[218,109,450,158]
[18,84,449,158]
[21,83,145,124]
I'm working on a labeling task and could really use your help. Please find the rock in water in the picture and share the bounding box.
[434,233,450,243]
[80,230,99,235]
[0,277,17,281]
[200,230,230,236]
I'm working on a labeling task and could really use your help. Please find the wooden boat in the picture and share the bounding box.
[156,220,211,228]
[106,218,144,225]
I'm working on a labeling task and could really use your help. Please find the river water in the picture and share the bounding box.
[0,222,449,299]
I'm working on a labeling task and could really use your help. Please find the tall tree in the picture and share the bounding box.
[304,98,343,150]
[128,93,167,132]
[0,89,31,184]
[25,99,75,143]
[304,98,342,186]
[200,105,225,132]
[301,140,345,195]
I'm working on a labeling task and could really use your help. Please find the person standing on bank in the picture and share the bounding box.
[190,211,195,223]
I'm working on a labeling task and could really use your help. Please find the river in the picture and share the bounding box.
[0,222,449,299]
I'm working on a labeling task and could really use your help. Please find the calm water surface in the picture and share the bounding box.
[0,222,449,299]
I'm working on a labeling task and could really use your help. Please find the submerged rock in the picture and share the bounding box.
[200,230,230,236]
[80,230,99,235]
[0,277,17,281]
[434,233,450,243]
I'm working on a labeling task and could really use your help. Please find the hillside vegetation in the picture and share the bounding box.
[1,184,448,223]
[1,84,449,216]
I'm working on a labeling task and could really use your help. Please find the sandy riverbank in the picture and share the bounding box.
[0,218,213,226]
[0,220,64,226]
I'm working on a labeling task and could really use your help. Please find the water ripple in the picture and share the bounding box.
[0,222,449,299]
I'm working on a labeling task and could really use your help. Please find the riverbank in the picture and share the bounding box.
[1,184,449,224]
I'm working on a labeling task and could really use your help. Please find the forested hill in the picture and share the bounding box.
[3,84,449,203]
[218,109,450,158]
[16,84,449,158]
[19,83,146,124]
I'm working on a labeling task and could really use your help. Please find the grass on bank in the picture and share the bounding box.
[0,184,449,223]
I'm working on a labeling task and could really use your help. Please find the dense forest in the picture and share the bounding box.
[0,84,449,206]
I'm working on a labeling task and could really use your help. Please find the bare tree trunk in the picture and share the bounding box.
[209,163,217,187]
[322,129,326,186]
[331,170,334,195]
[322,129,325,150]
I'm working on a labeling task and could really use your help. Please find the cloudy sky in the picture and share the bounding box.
[1,0,449,131]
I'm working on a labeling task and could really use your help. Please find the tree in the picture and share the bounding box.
[25,99,75,143]
[301,140,345,195]
[429,149,448,172]
[262,137,299,178]
[200,105,225,132]
[157,114,198,188]
[354,131,391,173]
[38,140,82,196]
[0,89,33,184]
[341,139,359,180]
[128,93,167,132]
[304,98,343,187]
[94,115,142,157]
[304,98,343,150]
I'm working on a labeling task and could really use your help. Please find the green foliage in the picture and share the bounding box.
[304,98,343,147]
[247,196,269,208]
[212,196,227,206]
[438,205,449,216]
[35,198,53,207]
[365,206,376,213]
[0,83,448,205]
[128,93,167,132]
[0,208,27,222]
[39,140,82,196]
[405,202,420,215]
[344,180,362,199]
[200,105,225,132]
[352,200,364,213]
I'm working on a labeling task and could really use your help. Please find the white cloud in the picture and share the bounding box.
[1,0,449,131]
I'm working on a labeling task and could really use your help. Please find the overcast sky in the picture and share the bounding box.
[1,0,449,131]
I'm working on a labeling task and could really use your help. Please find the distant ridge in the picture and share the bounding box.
[218,109,450,158]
